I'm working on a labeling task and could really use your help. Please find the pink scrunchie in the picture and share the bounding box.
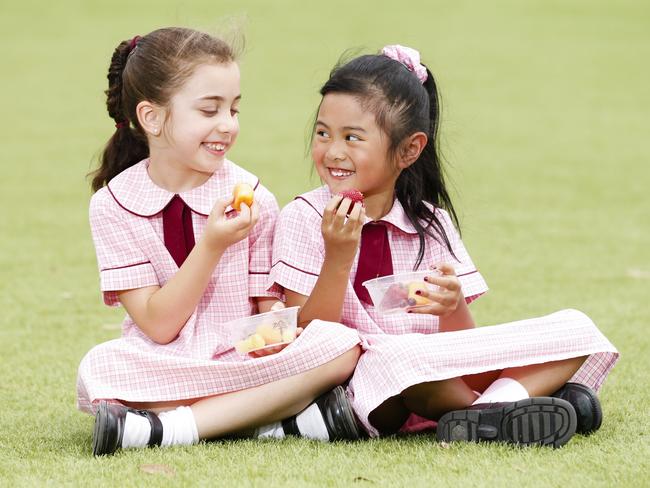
[381,45,428,84]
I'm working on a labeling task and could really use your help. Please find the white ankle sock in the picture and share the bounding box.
[255,403,330,441]
[295,403,329,441]
[158,406,199,447]
[122,412,152,449]
[256,421,286,439]
[472,377,530,405]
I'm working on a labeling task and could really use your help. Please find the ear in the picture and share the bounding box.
[397,132,428,169]
[135,100,164,137]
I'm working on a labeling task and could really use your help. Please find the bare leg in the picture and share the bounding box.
[499,356,587,397]
[462,370,502,394]
[366,377,479,432]
[368,356,587,433]
[125,346,361,440]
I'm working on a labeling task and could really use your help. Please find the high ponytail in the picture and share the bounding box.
[319,53,459,269]
[89,28,240,192]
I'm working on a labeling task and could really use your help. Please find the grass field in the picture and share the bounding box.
[1,0,649,486]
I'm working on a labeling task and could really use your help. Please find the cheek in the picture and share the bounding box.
[311,143,325,165]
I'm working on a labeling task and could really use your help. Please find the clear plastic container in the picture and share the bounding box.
[229,306,299,355]
[363,270,441,313]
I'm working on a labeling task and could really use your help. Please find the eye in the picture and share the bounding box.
[200,109,217,116]
[346,134,361,142]
[230,108,239,116]
[316,129,329,138]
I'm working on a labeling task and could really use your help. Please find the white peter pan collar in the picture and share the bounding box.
[107,159,259,217]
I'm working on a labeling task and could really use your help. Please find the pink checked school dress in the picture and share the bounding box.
[270,186,619,436]
[76,161,360,414]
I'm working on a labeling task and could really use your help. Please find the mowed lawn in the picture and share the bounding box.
[1,0,649,486]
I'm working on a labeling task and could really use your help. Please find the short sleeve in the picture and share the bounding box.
[433,209,488,304]
[269,199,324,297]
[89,190,159,306]
[247,184,282,299]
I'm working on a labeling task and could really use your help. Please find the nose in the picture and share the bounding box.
[325,140,346,162]
[217,112,238,134]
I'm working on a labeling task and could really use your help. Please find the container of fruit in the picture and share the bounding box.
[230,306,299,356]
[362,270,441,313]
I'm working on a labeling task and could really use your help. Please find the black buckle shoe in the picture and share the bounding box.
[282,386,362,441]
[436,397,577,448]
[552,382,602,435]
[316,386,361,441]
[92,400,163,456]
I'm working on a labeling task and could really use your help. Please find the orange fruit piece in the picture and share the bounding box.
[232,183,254,211]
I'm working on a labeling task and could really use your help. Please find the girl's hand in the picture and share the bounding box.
[248,327,303,358]
[203,198,259,251]
[321,195,365,268]
[407,263,463,317]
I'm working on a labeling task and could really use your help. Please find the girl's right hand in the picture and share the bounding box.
[321,195,365,268]
[204,198,259,251]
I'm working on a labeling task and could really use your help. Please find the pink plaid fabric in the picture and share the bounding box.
[270,186,619,437]
[77,161,360,413]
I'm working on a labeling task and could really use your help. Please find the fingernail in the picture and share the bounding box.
[424,276,429,282]
[415,290,422,295]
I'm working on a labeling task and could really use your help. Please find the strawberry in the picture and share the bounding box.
[379,283,409,310]
[339,189,364,204]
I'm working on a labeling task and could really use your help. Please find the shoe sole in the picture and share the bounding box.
[331,386,361,440]
[437,397,577,448]
[92,400,113,456]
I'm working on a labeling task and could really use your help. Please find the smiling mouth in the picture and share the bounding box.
[328,168,355,177]
[204,142,226,151]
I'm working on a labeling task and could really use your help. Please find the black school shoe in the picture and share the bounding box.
[436,397,577,448]
[282,386,362,441]
[552,382,602,434]
[92,400,163,456]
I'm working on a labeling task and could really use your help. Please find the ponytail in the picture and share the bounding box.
[89,28,239,192]
[395,65,459,269]
[90,39,148,192]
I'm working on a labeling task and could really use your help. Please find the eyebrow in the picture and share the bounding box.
[197,95,242,102]
[316,120,366,132]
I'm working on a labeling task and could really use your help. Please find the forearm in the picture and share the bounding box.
[297,257,351,326]
[137,238,225,343]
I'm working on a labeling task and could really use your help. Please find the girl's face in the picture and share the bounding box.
[312,93,400,201]
[157,62,241,176]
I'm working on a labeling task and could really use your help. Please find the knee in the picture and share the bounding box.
[322,345,361,386]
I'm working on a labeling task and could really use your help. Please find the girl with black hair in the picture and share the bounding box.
[270,45,618,447]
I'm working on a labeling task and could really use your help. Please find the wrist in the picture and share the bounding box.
[322,253,354,275]
[197,234,227,261]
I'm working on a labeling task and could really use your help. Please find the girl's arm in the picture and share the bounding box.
[285,195,364,326]
[118,200,259,344]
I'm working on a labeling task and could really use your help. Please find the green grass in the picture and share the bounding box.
[1,0,649,486]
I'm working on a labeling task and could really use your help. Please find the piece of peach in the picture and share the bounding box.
[256,323,283,344]
[248,333,266,349]
[235,338,253,354]
[407,281,433,306]
[281,329,296,343]
[232,183,254,211]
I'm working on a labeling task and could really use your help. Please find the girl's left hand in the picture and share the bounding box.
[407,263,463,317]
